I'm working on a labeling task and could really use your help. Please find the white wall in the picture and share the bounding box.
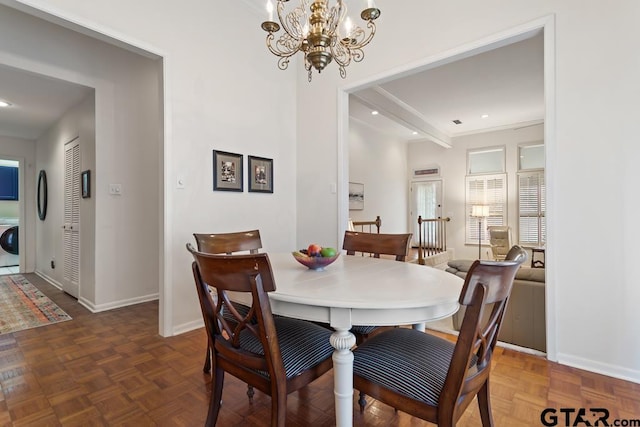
[294,1,640,382]
[0,135,36,272]
[349,120,408,234]
[3,0,299,333]
[407,125,544,260]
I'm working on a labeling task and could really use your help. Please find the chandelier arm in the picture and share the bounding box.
[276,0,307,44]
[331,18,377,68]
[265,33,302,60]
[327,1,346,38]
[349,19,378,50]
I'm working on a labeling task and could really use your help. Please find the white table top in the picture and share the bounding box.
[259,252,463,328]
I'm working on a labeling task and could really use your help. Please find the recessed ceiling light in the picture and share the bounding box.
[412,131,418,135]
[371,110,379,115]
[481,114,489,118]
[0,100,11,108]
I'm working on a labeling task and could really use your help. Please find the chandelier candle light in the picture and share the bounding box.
[261,0,381,81]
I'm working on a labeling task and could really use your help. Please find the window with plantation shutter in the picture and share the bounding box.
[465,174,507,244]
[518,172,545,246]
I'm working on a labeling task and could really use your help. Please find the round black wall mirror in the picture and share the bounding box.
[37,170,47,220]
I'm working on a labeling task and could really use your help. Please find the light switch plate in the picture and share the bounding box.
[109,184,122,195]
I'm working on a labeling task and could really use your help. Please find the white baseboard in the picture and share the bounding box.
[34,270,159,314]
[173,318,205,336]
[35,270,63,290]
[557,353,640,385]
[80,293,159,313]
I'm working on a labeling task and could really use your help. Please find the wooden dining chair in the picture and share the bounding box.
[342,230,412,408]
[342,230,413,344]
[353,246,527,426]
[342,230,412,262]
[193,229,262,255]
[187,245,334,427]
[193,230,262,375]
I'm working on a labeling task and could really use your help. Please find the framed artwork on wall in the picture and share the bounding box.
[349,182,364,210]
[81,170,91,198]
[248,155,273,193]
[213,150,243,192]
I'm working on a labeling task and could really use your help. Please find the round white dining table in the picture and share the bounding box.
[256,252,464,427]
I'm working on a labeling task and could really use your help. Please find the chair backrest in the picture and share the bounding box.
[342,231,412,261]
[441,245,527,418]
[186,244,283,380]
[193,229,262,254]
[488,226,512,261]
[505,244,527,263]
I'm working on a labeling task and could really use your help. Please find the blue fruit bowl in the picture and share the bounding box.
[292,251,340,271]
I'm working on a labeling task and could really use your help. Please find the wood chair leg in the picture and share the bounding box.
[203,344,211,373]
[271,392,287,427]
[205,368,224,427]
[358,391,367,412]
[247,385,255,403]
[477,380,495,427]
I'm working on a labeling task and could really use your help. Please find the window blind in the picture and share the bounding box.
[518,172,545,246]
[465,174,507,244]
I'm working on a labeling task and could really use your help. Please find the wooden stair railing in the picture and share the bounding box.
[417,216,451,265]
[351,215,382,233]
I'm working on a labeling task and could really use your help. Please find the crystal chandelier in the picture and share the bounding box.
[261,0,381,82]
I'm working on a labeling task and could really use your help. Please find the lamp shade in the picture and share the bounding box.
[471,205,490,218]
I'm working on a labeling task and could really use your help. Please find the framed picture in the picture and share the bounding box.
[213,150,243,192]
[349,182,364,210]
[81,170,91,198]
[248,155,273,193]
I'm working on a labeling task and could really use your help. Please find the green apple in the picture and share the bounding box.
[320,247,337,257]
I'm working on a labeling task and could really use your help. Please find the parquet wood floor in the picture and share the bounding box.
[1,273,638,426]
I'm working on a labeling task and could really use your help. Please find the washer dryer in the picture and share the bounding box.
[0,224,19,267]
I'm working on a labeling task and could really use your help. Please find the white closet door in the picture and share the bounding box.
[63,138,80,298]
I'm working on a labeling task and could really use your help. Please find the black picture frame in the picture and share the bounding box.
[81,170,91,198]
[213,150,243,192]
[248,156,273,193]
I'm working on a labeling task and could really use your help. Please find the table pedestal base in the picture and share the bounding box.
[330,328,357,427]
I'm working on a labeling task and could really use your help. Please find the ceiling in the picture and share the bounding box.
[0,64,93,140]
[349,31,544,146]
[0,28,542,144]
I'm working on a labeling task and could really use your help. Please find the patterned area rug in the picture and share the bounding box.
[0,274,72,334]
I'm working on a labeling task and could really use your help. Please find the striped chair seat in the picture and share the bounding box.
[351,325,379,335]
[221,302,251,323]
[353,328,476,406]
[240,317,334,379]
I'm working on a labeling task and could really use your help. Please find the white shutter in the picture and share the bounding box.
[518,172,545,246]
[63,141,80,296]
[466,174,507,244]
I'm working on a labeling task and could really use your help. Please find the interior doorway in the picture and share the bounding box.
[0,158,20,275]
[410,180,442,247]
[0,4,166,333]
[340,17,555,358]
